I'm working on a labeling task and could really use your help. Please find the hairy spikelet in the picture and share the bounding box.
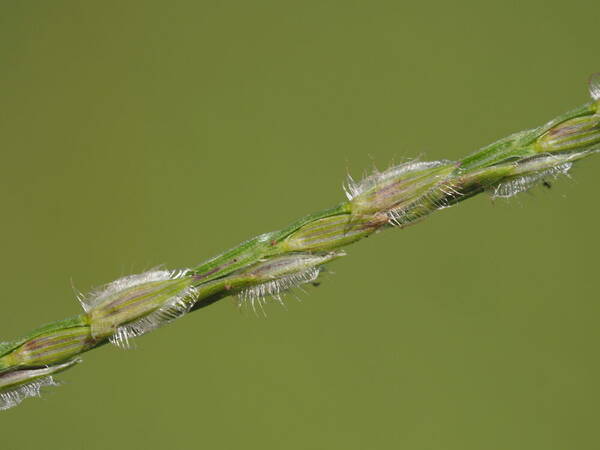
[0,359,80,410]
[386,178,464,226]
[237,267,321,315]
[0,377,58,411]
[491,163,572,198]
[109,285,198,349]
[80,268,196,348]
[344,160,449,201]
[81,269,189,312]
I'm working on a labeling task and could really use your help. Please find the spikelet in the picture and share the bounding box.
[386,178,464,226]
[236,252,344,315]
[83,269,197,349]
[344,160,450,201]
[0,377,58,411]
[80,269,188,312]
[492,163,572,198]
[238,267,321,315]
[0,359,80,411]
[109,285,198,349]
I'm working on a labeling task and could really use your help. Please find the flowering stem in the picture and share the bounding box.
[1,75,599,411]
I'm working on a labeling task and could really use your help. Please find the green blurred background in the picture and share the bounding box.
[1,1,598,449]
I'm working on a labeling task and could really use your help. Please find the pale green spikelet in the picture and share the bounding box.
[234,252,345,313]
[83,269,198,348]
[0,359,80,411]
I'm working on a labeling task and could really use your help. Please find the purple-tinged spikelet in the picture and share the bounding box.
[83,269,198,348]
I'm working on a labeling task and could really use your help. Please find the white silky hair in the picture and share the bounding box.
[0,359,80,411]
[79,268,189,313]
[237,267,321,316]
[492,163,573,199]
[589,73,600,102]
[77,268,195,349]
[343,160,450,201]
[109,285,198,349]
[0,377,58,411]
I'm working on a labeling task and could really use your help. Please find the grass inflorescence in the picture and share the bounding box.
[1,74,599,411]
